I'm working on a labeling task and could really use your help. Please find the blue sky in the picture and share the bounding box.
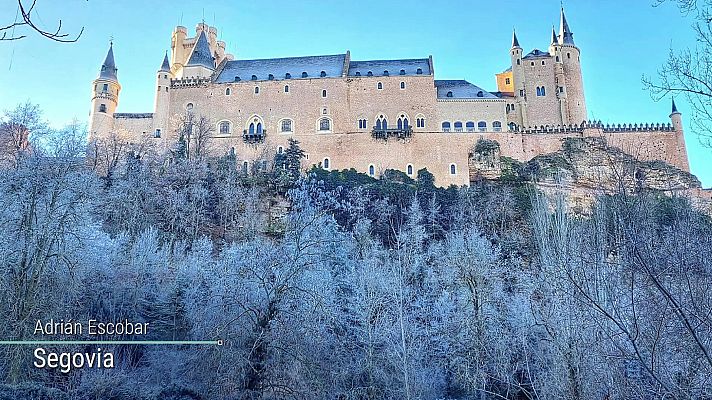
[1,0,710,187]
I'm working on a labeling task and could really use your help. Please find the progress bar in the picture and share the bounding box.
[0,340,223,346]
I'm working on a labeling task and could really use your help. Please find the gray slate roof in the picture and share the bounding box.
[159,52,170,72]
[559,7,575,45]
[186,31,215,69]
[99,44,118,81]
[434,80,498,99]
[523,49,550,60]
[215,54,346,83]
[348,59,430,77]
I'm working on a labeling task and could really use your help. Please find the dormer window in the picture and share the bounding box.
[285,73,291,79]
[234,76,241,82]
[477,91,484,97]
[446,91,453,98]
[251,75,257,80]
[268,74,274,80]
[320,70,326,77]
[367,71,373,77]
[383,70,389,76]
[355,71,361,76]
[302,71,308,78]
[416,68,423,74]
[400,69,406,75]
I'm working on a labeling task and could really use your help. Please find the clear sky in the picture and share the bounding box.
[1,0,710,187]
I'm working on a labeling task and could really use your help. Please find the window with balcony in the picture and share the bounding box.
[375,115,387,130]
[466,121,475,132]
[454,121,463,132]
[493,121,502,132]
[442,121,451,132]
[478,121,487,132]
[397,115,410,131]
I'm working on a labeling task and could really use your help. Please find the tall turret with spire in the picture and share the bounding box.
[510,29,528,127]
[153,52,173,140]
[558,6,587,124]
[89,42,121,141]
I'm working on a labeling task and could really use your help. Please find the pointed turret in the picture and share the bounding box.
[671,98,680,114]
[186,31,214,69]
[99,42,118,81]
[159,51,170,72]
[559,6,575,46]
[512,29,521,48]
[551,26,559,45]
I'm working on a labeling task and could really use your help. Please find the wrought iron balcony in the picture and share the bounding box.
[243,129,266,143]
[371,126,413,140]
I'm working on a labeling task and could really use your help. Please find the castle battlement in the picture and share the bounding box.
[87,7,692,187]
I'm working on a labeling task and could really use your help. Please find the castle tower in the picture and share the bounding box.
[177,30,215,78]
[670,99,690,171]
[153,52,173,139]
[670,98,683,131]
[510,29,528,128]
[558,7,587,124]
[549,25,569,125]
[170,26,188,74]
[89,43,121,141]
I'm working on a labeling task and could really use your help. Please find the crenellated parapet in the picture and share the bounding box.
[515,120,676,134]
[170,77,211,89]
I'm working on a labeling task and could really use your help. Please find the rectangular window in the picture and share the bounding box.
[102,84,108,92]
[505,78,511,85]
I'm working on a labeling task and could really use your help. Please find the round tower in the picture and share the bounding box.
[170,26,188,73]
[670,99,683,132]
[550,26,569,125]
[153,52,173,140]
[89,43,121,141]
[510,29,528,127]
[558,7,587,125]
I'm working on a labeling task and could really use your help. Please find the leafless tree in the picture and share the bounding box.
[0,0,83,42]
[644,0,712,147]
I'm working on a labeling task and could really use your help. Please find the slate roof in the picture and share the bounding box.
[347,59,430,77]
[186,31,215,69]
[434,80,498,99]
[559,7,575,45]
[159,52,170,72]
[215,54,347,83]
[523,49,550,60]
[99,43,118,81]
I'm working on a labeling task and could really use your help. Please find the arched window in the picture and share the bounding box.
[508,122,517,131]
[377,82,383,90]
[277,146,283,154]
[320,70,326,77]
[493,121,502,132]
[376,115,387,130]
[242,161,249,174]
[454,121,463,132]
[400,69,406,75]
[254,86,259,94]
[219,121,230,134]
[302,71,308,78]
[323,158,330,169]
[540,86,546,96]
[284,85,289,93]
[478,121,487,132]
[285,73,291,79]
[407,164,413,176]
[322,89,327,98]
[506,104,511,113]
[99,104,107,113]
[397,114,409,130]
[416,116,425,128]
[281,119,293,133]
[450,164,457,175]
[249,123,255,135]
[358,119,367,129]
[516,59,521,65]
[446,91,453,97]
[400,81,406,89]
[257,122,263,134]
[368,165,375,176]
[442,121,451,132]
[186,103,194,111]
[225,87,231,95]
[319,118,331,131]
[466,121,475,132]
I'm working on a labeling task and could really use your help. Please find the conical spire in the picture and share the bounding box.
[159,51,170,72]
[186,31,214,69]
[559,6,575,45]
[551,26,559,45]
[99,42,118,81]
[512,29,521,48]
[671,98,680,114]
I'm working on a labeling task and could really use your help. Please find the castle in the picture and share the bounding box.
[88,7,690,187]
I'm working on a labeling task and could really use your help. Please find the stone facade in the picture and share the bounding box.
[88,8,693,188]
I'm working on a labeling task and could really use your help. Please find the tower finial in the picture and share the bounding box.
[559,5,575,45]
[512,28,521,48]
